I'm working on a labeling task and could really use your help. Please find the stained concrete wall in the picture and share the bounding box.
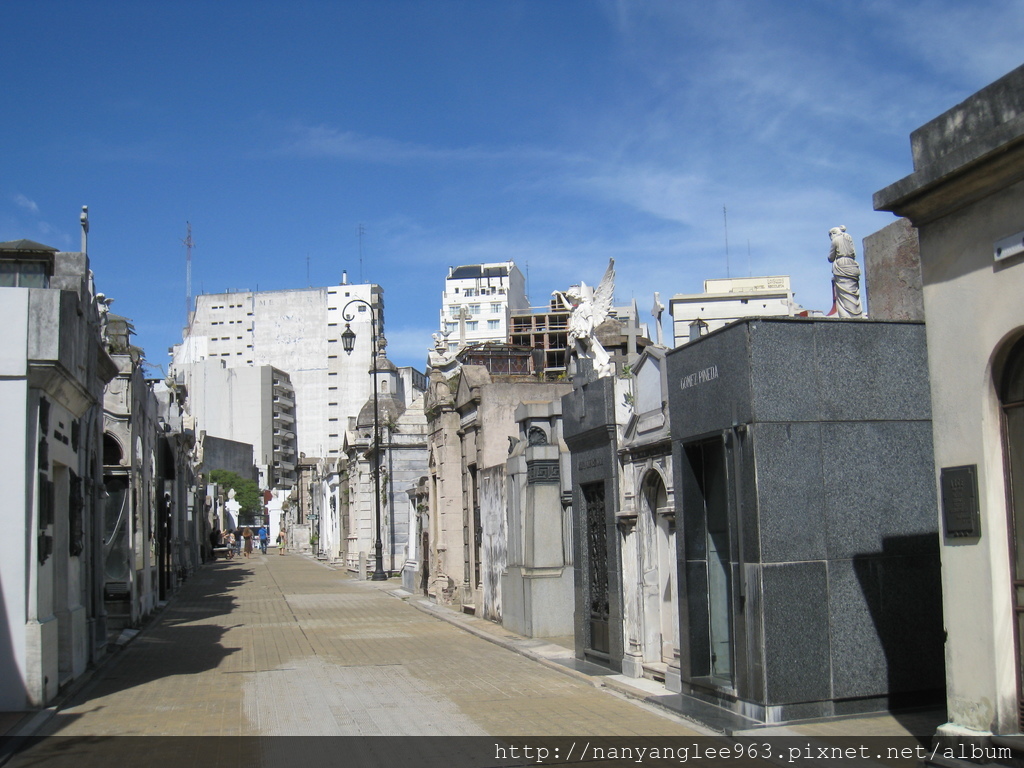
[863,218,924,322]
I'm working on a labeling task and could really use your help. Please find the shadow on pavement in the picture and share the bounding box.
[40,561,250,733]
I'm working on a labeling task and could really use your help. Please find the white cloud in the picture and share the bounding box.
[866,0,1024,86]
[14,193,39,214]
[281,123,568,166]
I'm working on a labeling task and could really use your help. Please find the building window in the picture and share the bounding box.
[464,288,475,297]
[488,320,500,330]
[466,321,478,331]
[469,304,480,314]
[446,322,457,334]
[449,306,460,317]
[490,303,501,314]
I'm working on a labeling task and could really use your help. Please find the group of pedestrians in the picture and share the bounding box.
[209,524,285,559]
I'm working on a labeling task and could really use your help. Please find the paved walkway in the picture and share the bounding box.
[25,553,711,738]
[0,552,953,767]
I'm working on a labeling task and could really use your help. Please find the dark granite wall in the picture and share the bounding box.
[667,318,944,721]
[562,369,624,670]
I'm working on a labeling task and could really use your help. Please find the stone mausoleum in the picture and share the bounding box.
[666,316,944,722]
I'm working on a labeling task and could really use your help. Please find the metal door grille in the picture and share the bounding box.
[584,482,609,655]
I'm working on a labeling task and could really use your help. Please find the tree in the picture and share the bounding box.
[209,469,263,524]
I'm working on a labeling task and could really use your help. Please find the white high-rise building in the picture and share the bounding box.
[171,280,383,462]
[438,262,528,353]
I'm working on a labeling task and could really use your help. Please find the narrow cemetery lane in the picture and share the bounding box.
[35,553,707,737]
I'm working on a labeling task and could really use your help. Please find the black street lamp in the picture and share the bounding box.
[340,299,387,581]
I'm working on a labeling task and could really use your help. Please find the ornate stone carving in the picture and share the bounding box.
[559,259,616,378]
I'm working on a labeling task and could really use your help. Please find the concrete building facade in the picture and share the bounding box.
[439,262,528,353]
[875,62,1024,739]
[102,314,200,638]
[509,296,572,376]
[617,346,681,692]
[102,324,164,631]
[181,360,296,489]
[172,280,381,462]
[342,359,428,582]
[502,397,575,638]
[423,365,571,621]
[669,276,805,347]
[0,240,117,710]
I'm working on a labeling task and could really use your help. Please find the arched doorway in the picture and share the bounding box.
[638,471,677,673]
[999,334,1024,730]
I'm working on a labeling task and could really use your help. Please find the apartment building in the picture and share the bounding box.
[171,279,382,462]
[439,262,528,352]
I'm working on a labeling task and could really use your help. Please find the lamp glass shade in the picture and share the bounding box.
[341,324,356,354]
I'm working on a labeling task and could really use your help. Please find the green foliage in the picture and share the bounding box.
[209,469,263,522]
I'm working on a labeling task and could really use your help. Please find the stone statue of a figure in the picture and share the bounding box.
[828,226,863,318]
[562,258,616,378]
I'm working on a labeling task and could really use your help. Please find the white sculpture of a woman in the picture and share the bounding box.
[828,225,863,318]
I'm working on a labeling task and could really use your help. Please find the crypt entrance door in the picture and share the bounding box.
[682,436,735,688]
[1000,334,1024,731]
[639,471,677,670]
[583,481,610,657]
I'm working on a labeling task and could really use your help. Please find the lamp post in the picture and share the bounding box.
[339,299,387,581]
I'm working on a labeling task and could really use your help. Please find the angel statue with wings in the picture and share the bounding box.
[561,258,616,378]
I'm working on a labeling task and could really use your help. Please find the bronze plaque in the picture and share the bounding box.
[940,464,981,538]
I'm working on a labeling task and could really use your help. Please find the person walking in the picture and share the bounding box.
[277,528,286,555]
[258,526,268,555]
[208,527,221,561]
[242,526,254,558]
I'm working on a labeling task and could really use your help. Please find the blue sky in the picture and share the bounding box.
[3,1,1023,371]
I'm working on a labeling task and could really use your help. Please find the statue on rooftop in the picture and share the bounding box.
[562,258,616,378]
[828,226,863,318]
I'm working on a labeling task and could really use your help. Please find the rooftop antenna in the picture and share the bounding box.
[357,224,365,283]
[182,222,194,327]
[723,205,731,278]
[79,205,89,254]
